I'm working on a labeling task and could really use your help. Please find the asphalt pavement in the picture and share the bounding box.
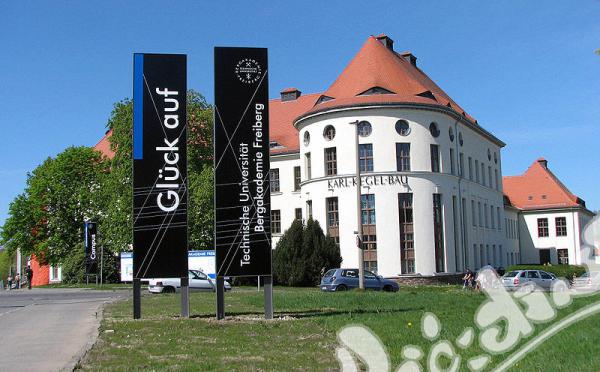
[0,287,129,372]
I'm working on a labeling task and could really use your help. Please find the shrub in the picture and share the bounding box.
[273,218,342,287]
[506,264,587,281]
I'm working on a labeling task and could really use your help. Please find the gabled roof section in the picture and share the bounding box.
[94,129,115,159]
[303,35,474,123]
[269,92,320,155]
[503,158,585,210]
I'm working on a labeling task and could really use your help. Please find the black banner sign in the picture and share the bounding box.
[214,47,272,277]
[132,53,188,279]
[84,221,98,274]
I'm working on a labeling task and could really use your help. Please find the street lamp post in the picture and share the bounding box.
[350,120,365,290]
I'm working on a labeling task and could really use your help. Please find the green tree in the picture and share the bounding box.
[0,250,14,282]
[273,218,342,286]
[103,90,215,252]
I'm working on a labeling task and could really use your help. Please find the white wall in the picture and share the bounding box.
[269,105,505,276]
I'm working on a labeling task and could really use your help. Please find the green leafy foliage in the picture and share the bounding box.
[0,90,215,283]
[273,218,342,286]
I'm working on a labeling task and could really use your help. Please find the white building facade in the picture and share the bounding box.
[268,34,508,277]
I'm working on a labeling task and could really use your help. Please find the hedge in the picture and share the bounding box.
[506,264,587,281]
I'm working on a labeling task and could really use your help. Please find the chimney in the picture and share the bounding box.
[400,51,417,67]
[537,157,548,169]
[375,34,394,50]
[280,88,301,102]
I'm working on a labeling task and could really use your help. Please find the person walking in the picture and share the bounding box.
[462,269,474,290]
[26,266,34,290]
[15,273,20,289]
[7,274,13,290]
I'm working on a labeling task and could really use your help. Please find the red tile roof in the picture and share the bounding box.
[503,158,584,210]
[269,93,320,154]
[298,35,476,123]
[94,130,115,159]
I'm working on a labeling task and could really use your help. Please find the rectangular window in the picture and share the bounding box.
[459,153,464,177]
[324,147,337,176]
[468,157,473,180]
[558,248,569,265]
[481,163,486,186]
[556,217,567,237]
[305,152,311,179]
[359,144,374,172]
[295,208,302,221]
[269,169,280,192]
[471,200,477,226]
[361,194,376,225]
[271,210,281,234]
[488,166,492,188]
[326,197,339,245]
[430,144,440,173]
[484,203,489,228]
[306,200,313,219]
[326,197,339,228]
[478,202,483,227]
[450,148,455,175]
[362,234,378,273]
[497,207,501,230]
[538,218,549,237]
[475,160,480,183]
[490,205,495,229]
[399,193,414,274]
[396,143,411,171]
[293,166,301,191]
[495,169,499,191]
[433,194,445,272]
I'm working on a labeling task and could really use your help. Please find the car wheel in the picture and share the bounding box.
[163,286,176,293]
[336,284,347,292]
[383,285,394,292]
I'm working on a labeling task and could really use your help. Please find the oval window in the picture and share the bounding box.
[429,122,440,137]
[459,132,464,146]
[449,127,455,142]
[395,120,410,136]
[303,131,310,146]
[323,125,336,141]
[494,152,498,164]
[358,121,372,137]
[488,149,492,161]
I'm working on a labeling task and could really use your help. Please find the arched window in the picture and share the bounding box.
[358,121,372,137]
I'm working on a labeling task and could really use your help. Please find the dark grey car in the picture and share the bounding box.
[320,268,399,292]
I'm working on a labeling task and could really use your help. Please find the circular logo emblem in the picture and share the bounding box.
[235,58,262,84]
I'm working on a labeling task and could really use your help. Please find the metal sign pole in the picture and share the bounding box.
[264,275,273,319]
[216,277,225,320]
[181,276,189,318]
[133,278,141,319]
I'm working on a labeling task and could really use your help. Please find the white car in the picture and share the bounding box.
[148,270,231,293]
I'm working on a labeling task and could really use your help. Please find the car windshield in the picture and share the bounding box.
[324,269,336,277]
[504,271,520,278]
[189,270,207,280]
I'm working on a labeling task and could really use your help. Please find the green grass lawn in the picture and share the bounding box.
[79,286,600,371]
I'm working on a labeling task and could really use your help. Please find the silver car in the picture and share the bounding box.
[148,269,231,293]
[572,272,600,292]
[502,269,558,290]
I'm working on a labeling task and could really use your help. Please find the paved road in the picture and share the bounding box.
[0,288,129,372]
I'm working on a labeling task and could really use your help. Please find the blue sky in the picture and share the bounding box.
[1,1,599,227]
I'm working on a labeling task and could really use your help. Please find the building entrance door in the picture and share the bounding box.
[539,249,551,265]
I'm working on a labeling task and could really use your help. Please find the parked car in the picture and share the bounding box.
[501,269,558,291]
[320,268,399,292]
[572,272,600,292]
[148,269,231,293]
